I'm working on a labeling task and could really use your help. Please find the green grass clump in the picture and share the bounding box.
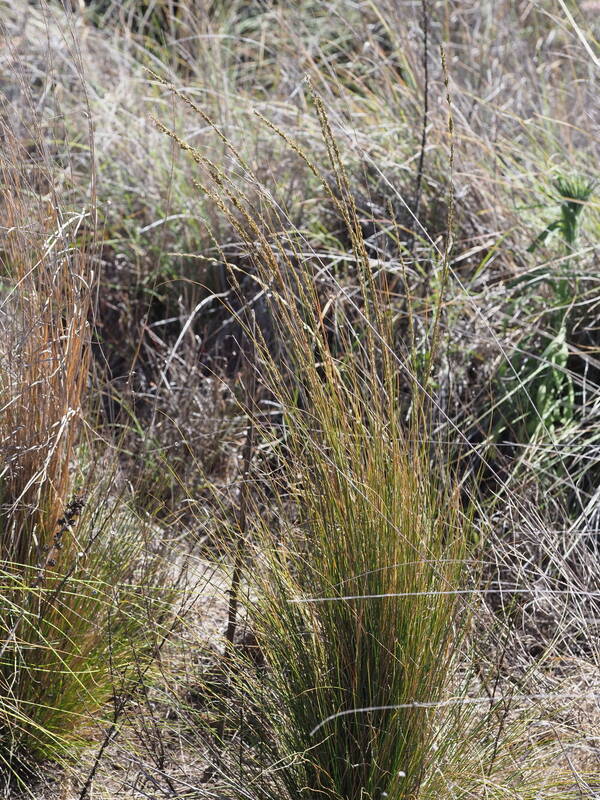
[218,433,478,800]
[0,501,170,768]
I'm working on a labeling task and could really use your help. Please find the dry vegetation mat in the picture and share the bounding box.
[1,0,600,797]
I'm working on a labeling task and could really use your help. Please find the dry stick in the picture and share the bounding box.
[78,697,126,800]
[310,690,600,737]
[471,621,514,779]
[78,595,182,800]
[204,312,257,782]
[423,43,454,401]
[128,646,181,798]
[225,310,257,655]
[410,0,429,255]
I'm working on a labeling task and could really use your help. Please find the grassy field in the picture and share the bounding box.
[1,0,600,797]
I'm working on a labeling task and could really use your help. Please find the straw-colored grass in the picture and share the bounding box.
[0,121,174,786]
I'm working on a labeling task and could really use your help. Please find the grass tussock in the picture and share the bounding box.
[213,437,479,799]
[156,92,572,797]
[0,111,174,784]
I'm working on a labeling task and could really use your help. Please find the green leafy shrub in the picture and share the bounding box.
[494,175,594,445]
